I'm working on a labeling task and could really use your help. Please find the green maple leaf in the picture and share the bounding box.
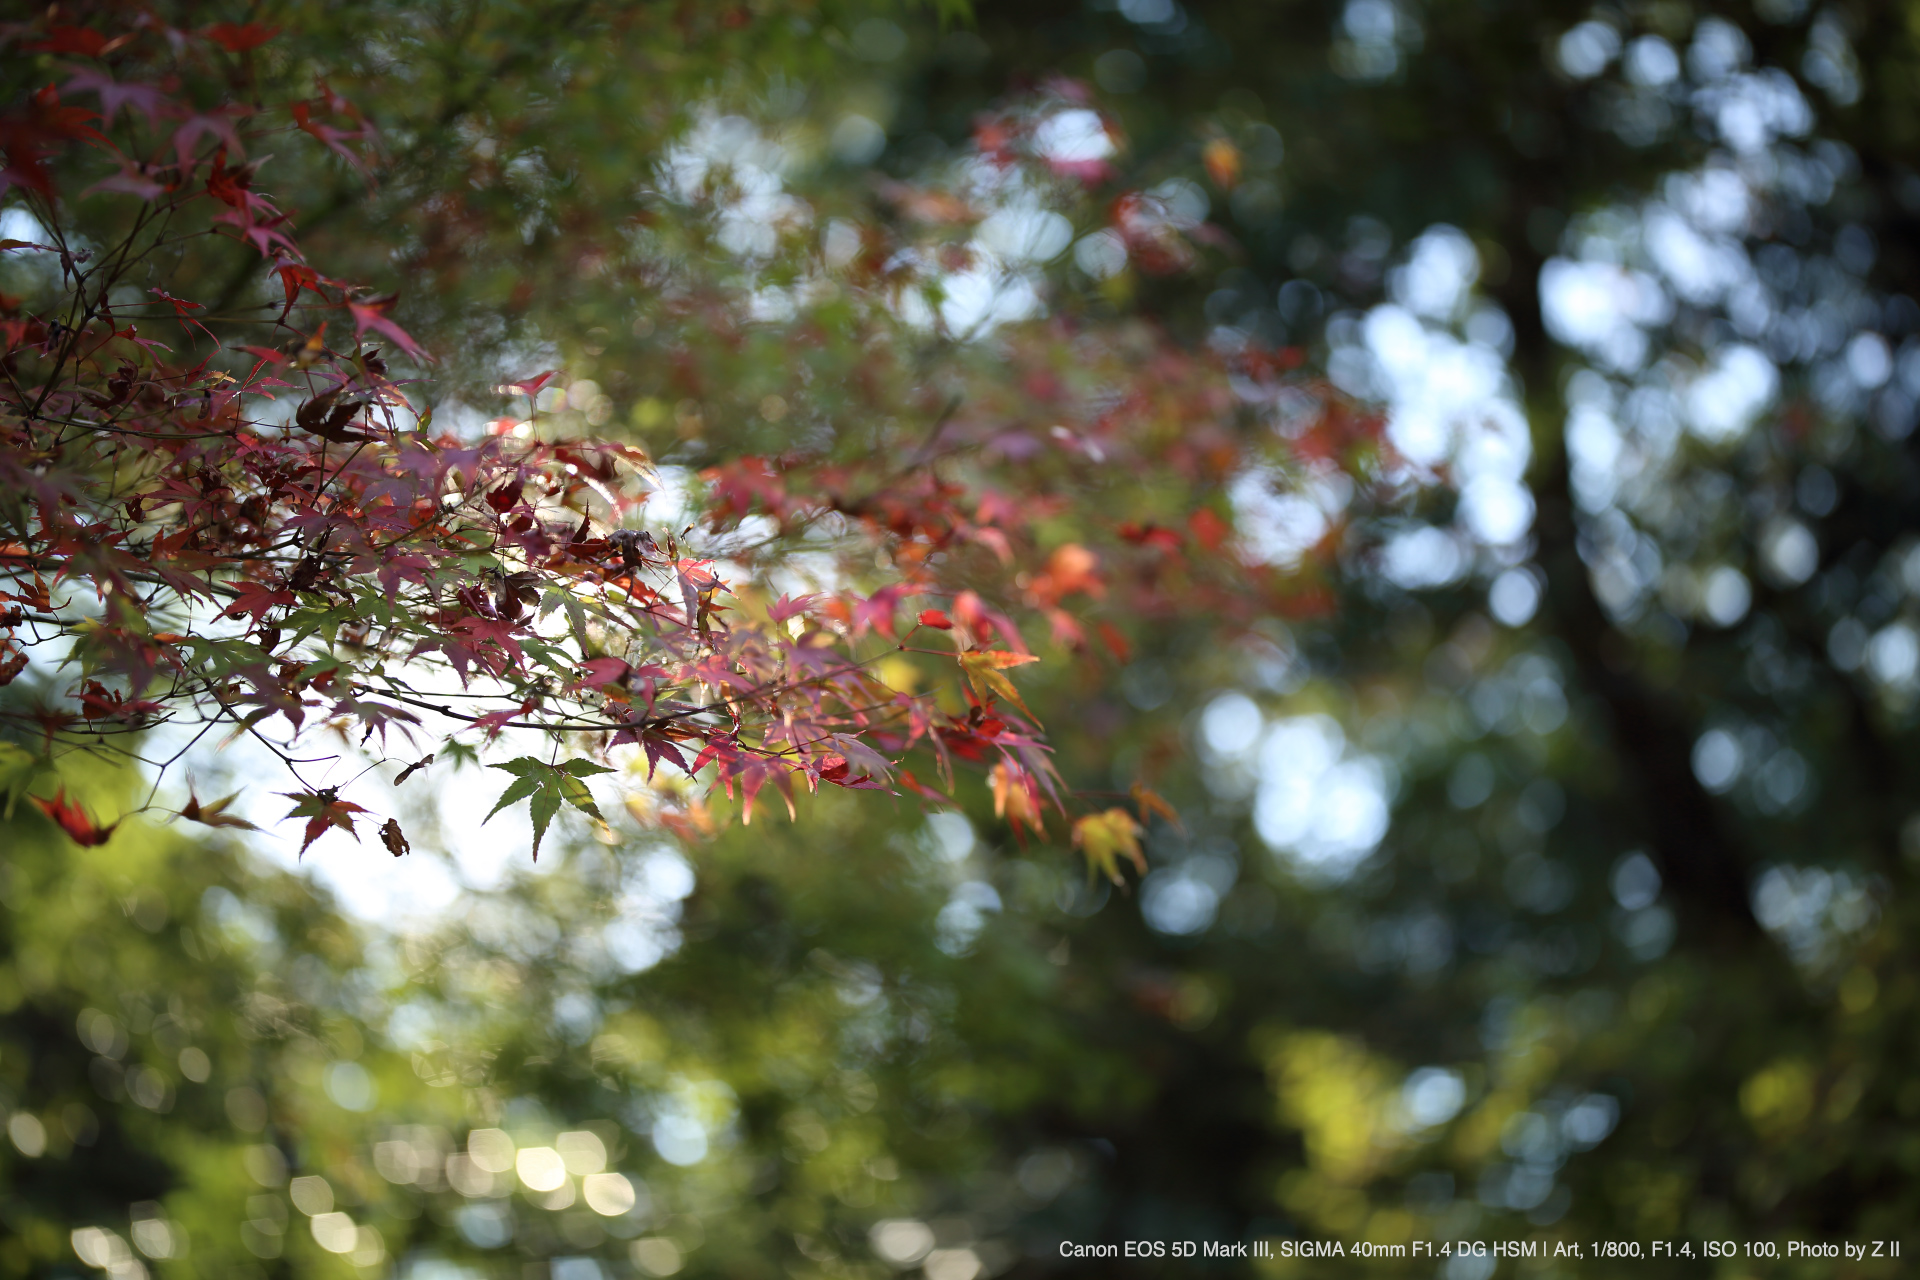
[485,756,615,860]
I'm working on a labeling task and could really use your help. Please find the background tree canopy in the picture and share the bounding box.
[4,0,1919,1277]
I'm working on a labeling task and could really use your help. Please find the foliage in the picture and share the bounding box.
[0,4,1282,851]
[7,0,1920,1277]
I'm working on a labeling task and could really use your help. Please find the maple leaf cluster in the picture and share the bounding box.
[0,8,1369,869]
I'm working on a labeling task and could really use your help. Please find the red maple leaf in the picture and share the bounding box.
[204,148,252,207]
[203,23,281,53]
[0,85,107,197]
[505,371,557,398]
[274,262,322,309]
[32,788,118,846]
[26,26,132,58]
[280,789,367,857]
[221,581,296,622]
[347,295,426,359]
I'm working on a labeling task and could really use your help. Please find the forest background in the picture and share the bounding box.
[3,0,1920,1277]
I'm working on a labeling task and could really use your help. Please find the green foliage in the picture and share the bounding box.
[485,757,615,860]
